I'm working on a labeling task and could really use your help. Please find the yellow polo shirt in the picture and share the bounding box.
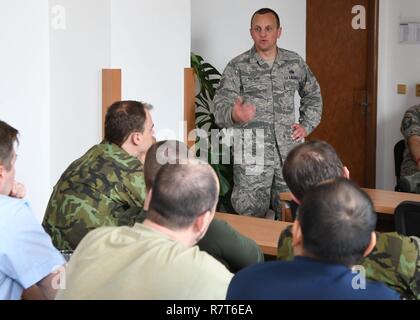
[56,223,233,299]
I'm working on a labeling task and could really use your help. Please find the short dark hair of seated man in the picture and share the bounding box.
[0,120,65,300]
[227,178,400,300]
[148,161,219,230]
[296,179,376,267]
[142,140,263,272]
[283,140,345,201]
[56,161,233,299]
[278,140,420,299]
[42,100,155,251]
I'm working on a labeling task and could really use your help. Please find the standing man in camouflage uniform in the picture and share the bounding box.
[278,140,420,299]
[399,104,420,193]
[42,100,155,250]
[214,8,322,218]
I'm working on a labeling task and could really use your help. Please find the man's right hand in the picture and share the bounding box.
[231,97,256,124]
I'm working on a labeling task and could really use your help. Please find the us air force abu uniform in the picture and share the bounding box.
[214,46,322,217]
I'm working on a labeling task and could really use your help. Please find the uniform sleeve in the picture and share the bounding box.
[277,225,294,261]
[363,232,420,300]
[0,201,65,289]
[115,172,146,226]
[403,235,420,299]
[197,219,264,273]
[401,106,420,139]
[298,58,323,135]
[213,62,241,129]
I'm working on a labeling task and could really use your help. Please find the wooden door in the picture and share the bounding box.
[306,0,378,187]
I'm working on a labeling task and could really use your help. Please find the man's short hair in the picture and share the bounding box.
[104,100,152,147]
[144,140,190,191]
[148,162,219,229]
[0,120,18,170]
[298,178,377,266]
[283,140,344,200]
[251,8,281,28]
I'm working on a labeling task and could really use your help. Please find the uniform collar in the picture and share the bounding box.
[100,140,143,168]
[250,46,292,67]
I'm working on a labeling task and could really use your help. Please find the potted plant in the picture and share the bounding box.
[191,52,234,212]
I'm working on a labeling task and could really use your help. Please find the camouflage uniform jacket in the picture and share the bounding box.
[214,46,322,162]
[400,104,420,177]
[277,225,420,299]
[42,141,146,250]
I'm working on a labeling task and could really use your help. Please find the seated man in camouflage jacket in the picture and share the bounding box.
[43,101,155,250]
[399,104,420,193]
[277,140,420,299]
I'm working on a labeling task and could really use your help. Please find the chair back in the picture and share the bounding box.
[394,139,406,191]
[395,201,420,237]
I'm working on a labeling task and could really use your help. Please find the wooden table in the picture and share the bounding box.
[215,212,292,256]
[279,188,420,219]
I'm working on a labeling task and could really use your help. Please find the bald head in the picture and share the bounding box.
[148,161,219,229]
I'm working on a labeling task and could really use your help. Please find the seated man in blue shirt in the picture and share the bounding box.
[227,178,400,300]
[0,120,65,299]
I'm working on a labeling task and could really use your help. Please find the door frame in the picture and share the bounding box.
[365,0,379,188]
[306,0,379,188]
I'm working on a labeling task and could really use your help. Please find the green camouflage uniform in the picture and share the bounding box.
[400,104,420,177]
[277,225,420,299]
[214,47,322,217]
[42,141,146,250]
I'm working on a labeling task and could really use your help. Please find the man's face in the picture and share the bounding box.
[138,110,156,155]
[250,13,282,53]
[0,151,16,196]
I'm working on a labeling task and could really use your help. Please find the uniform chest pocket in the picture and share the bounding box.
[283,78,300,93]
[240,76,268,96]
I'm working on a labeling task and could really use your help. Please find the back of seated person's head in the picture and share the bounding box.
[105,100,152,147]
[0,120,18,170]
[148,161,219,230]
[144,140,190,192]
[297,178,376,267]
[0,121,19,196]
[283,140,344,201]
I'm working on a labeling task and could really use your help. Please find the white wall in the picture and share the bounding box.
[49,0,111,185]
[1,0,190,221]
[110,0,191,141]
[191,0,306,74]
[0,0,50,221]
[377,0,420,190]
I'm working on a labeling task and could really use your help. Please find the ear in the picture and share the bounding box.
[144,189,152,211]
[193,210,213,238]
[0,165,4,178]
[363,232,377,257]
[291,193,301,205]
[131,132,142,146]
[277,26,282,39]
[343,166,350,179]
[291,220,303,247]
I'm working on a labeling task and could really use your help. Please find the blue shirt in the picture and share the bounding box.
[227,256,400,300]
[0,195,65,300]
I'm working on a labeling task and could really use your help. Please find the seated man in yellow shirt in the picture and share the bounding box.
[143,140,263,272]
[56,160,232,299]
